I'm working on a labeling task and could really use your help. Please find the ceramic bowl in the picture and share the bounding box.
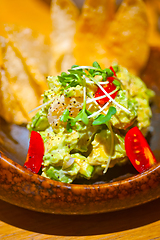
[0,46,160,215]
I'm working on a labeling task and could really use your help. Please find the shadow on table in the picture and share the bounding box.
[0,197,160,236]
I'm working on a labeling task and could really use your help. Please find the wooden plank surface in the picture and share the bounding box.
[0,197,160,239]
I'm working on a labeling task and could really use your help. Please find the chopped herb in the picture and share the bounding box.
[92,61,101,69]
[71,64,80,69]
[103,68,114,78]
[86,109,92,116]
[29,62,130,118]
[72,109,89,126]
[113,79,121,87]
[71,85,89,126]
[112,64,119,73]
[60,109,74,132]
[66,121,73,133]
[60,109,70,122]
[57,70,84,89]
[88,62,114,81]
[92,106,116,125]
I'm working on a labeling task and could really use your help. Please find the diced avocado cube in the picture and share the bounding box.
[27,109,49,131]
[47,166,71,183]
[71,153,94,179]
[46,163,80,183]
[79,164,94,179]
[34,115,49,131]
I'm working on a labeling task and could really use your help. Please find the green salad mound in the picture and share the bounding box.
[28,62,154,183]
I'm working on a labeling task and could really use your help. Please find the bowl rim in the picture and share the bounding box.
[1,150,160,214]
[0,149,159,187]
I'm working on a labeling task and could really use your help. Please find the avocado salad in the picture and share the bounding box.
[27,62,155,183]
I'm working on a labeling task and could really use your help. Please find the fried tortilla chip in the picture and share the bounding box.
[0,0,52,37]
[50,0,79,75]
[74,0,116,67]
[1,37,42,121]
[0,66,28,124]
[0,41,2,66]
[103,0,149,75]
[145,0,160,47]
[4,25,50,94]
[141,46,160,90]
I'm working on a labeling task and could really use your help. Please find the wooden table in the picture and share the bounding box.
[0,197,160,240]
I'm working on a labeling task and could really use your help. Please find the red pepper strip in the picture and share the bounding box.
[24,131,44,173]
[125,127,157,173]
[95,66,118,105]
[107,66,117,81]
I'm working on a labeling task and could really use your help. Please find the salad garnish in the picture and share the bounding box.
[24,131,44,173]
[125,127,157,173]
[58,62,130,131]
[25,62,156,183]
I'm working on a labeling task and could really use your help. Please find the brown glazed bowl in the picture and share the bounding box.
[0,46,160,215]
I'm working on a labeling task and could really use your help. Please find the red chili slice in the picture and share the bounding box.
[125,126,157,173]
[107,66,117,81]
[24,131,44,173]
[95,66,118,105]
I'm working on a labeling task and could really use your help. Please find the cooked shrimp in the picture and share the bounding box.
[48,95,83,129]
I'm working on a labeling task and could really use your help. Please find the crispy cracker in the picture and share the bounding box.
[1,38,42,120]
[50,0,79,75]
[103,0,149,75]
[5,25,50,94]
[73,0,116,67]
[145,0,160,47]
[0,66,28,124]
